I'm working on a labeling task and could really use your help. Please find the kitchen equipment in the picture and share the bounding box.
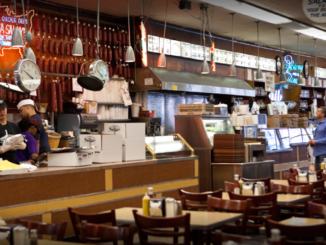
[245,143,265,162]
[178,104,214,115]
[214,103,228,115]
[63,101,84,114]
[38,105,47,113]
[47,151,92,167]
[48,132,61,148]
[131,117,161,136]
[50,147,77,153]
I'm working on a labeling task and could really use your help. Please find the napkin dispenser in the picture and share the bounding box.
[149,198,182,217]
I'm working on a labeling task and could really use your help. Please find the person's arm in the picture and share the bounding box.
[36,140,40,154]
[31,153,38,159]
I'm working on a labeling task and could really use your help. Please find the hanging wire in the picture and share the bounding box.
[278,28,282,51]
[96,0,99,58]
[21,0,27,41]
[231,13,235,62]
[27,0,29,29]
[127,0,131,46]
[76,0,79,38]
[162,0,168,53]
[315,39,317,67]
[257,21,260,68]
[296,34,300,65]
[144,0,154,25]
[14,0,18,27]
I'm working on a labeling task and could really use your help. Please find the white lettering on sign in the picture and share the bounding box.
[303,0,326,23]
[144,78,153,86]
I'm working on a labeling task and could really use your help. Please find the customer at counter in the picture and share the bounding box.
[0,99,25,163]
[17,99,51,154]
[308,106,326,170]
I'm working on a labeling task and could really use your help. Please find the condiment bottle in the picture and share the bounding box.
[142,193,150,216]
[0,217,6,226]
[30,229,38,245]
[148,187,154,198]
[238,178,243,194]
[293,163,299,180]
[270,228,281,245]
[322,158,326,172]
[233,174,240,194]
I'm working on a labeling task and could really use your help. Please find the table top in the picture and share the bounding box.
[222,192,310,205]
[280,217,326,226]
[271,179,326,187]
[0,239,84,245]
[115,207,243,231]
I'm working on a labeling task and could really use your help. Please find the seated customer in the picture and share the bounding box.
[16,118,40,164]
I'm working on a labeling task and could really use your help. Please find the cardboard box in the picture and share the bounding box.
[267,115,280,128]
[123,138,146,161]
[48,152,92,167]
[103,123,126,138]
[125,123,146,138]
[92,150,122,163]
[79,134,101,150]
[101,134,123,150]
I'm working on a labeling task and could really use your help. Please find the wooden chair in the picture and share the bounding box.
[306,200,326,218]
[282,171,296,180]
[132,209,191,245]
[80,220,135,244]
[228,191,278,231]
[178,188,223,211]
[207,196,252,235]
[14,217,67,241]
[271,183,313,217]
[210,229,286,245]
[265,218,326,244]
[288,179,325,203]
[317,170,323,179]
[322,172,326,180]
[224,181,234,192]
[68,207,117,243]
[241,177,271,193]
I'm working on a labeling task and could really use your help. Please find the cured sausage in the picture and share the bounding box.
[11,79,17,102]
[34,13,39,32]
[79,23,82,38]
[43,79,48,93]
[49,59,53,73]
[112,28,117,44]
[65,20,70,36]
[70,63,74,75]
[57,83,63,113]
[72,21,77,37]
[88,24,92,40]
[35,37,40,51]
[66,43,71,56]
[42,39,46,53]
[7,79,13,102]
[48,40,53,53]
[50,81,57,112]
[60,61,65,73]
[60,42,64,55]
[93,25,97,40]
[88,45,93,58]
[23,95,28,99]
[122,30,126,46]
[59,19,64,35]
[36,58,41,70]
[117,27,121,43]
[48,18,52,34]
[66,62,71,74]
[108,27,112,43]
[104,46,108,61]
[108,63,112,78]
[83,23,87,39]
[93,45,97,59]
[118,45,122,59]
[54,42,58,55]
[122,48,126,62]
[113,46,118,61]
[43,60,47,72]
[99,27,102,42]
[61,80,65,93]
[127,65,131,79]
[79,63,84,75]
[74,62,78,75]
[84,63,89,74]
[42,15,46,33]
[70,43,74,56]
[103,27,107,43]
[83,44,87,57]
[99,46,103,59]
[108,46,112,61]
[123,64,127,79]
[54,17,58,35]
[47,81,52,112]
[113,64,119,76]
[119,62,122,76]
[36,86,41,102]
[67,78,72,94]
[55,60,59,73]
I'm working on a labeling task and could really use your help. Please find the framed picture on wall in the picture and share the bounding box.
[276,56,282,76]
[303,60,309,79]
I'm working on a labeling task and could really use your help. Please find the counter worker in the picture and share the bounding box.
[16,117,40,164]
[17,99,51,154]
[0,99,25,164]
[308,106,326,170]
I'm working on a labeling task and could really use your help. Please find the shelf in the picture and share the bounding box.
[97,102,126,105]
[255,95,268,97]
[299,97,323,100]
[98,119,131,122]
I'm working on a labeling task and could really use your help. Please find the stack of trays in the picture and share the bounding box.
[280,114,293,128]
[292,114,299,128]
[298,117,308,128]
[213,134,245,163]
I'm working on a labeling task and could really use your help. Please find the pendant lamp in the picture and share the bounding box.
[278,28,286,83]
[157,0,169,67]
[12,0,23,47]
[21,0,35,62]
[314,39,321,87]
[296,34,304,85]
[72,0,83,56]
[201,10,209,74]
[256,21,263,79]
[229,13,236,76]
[25,0,32,43]
[125,0,135,62]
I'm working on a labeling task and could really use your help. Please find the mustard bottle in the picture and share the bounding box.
[142,193,150,216]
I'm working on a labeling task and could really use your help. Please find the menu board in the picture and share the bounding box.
[191,44,198,60]
[181,42,191,58]
[171,40,181,56]
[242,54,249,67]
[235,52,242,66]
[159,38,171,55]
[226,51,233,64]
[148,35,160,53]
[205,47,211,61]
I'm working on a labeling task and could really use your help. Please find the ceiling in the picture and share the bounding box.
[45,0,326,58]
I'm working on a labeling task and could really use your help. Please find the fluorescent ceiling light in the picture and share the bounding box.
[296,28,326,40]
[200,0,240,7]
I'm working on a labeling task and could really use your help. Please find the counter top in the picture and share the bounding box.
[211,160,274,166]
[267,148,293,153]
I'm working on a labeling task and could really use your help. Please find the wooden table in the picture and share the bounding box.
[271,179,326,187]
[0,239,84,245]
[222,192,311,205]
[280,217,325,226]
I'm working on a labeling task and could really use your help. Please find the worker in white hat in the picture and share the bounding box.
[17,99,51,154]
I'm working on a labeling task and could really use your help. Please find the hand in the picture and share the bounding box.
[28,160,37,165]
[1,142,14,153]
[308,139,316,145]
[12,142,26,151]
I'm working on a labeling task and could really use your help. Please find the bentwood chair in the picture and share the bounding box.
[306,200,326,218]
[80,220,135,244]
[14,217,67,241]
[132,209,191,245]
[241,177,271,193]
[288,179,325,203]
[282,171,296,180]
[224,181,235,192]
[68,207,117,243]
[178,188,223,211]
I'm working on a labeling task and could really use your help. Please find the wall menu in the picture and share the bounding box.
[148,34,276,72]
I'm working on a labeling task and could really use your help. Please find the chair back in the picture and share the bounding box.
[15,217,67,241]
[228,191,278,230]
[288,179,325,203]
[68,207,116,242]
[316,169,323,179]
[80,221,135,244]
[322,172,326,180]
[224,181,235,192]
[271,183,313,196]
[282,172,296,180]
[306,200,326,218]
[132,210,190,245]
[241,177,271,193]
[178,189,223,210]
[207,196,251,235]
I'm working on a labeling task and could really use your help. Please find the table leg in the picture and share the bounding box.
[192,230,204,245]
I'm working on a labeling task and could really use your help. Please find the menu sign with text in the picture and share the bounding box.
[148,35,160,53]
[181,42,191,58]
[191,44,198,60]
[205,47,211,61]
[171,40,181,56]
[159,38,171,55]
[197,45,204,60]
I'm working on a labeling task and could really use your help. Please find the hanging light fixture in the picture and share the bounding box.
[22,0,35,62]
[314,39,321,87]
[72,0,83,56]
[296,34,304,85]
[256,21,263,79]
[201,8,209,74]
[157,0,168,67]
[278,28,286,83]
[125,0,135,62]
[12,0,23,47]
[229,13,236,76]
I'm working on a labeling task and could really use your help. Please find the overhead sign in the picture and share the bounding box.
[284,55,303,84]
[302,0,326,23]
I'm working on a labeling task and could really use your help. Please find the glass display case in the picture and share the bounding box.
[305,127,315,140]
[260,129,280,151]
[289,128,303,144]
[277,128,290,149]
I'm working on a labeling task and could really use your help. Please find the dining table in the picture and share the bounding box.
[0,239,85,245]
[280,217,325,226]
[271,179,326,187]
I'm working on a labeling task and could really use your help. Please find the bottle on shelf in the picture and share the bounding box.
[292,163,299,180]
[321,158,326,173]
[270,228,281,245]
[142,193,150,216]
[233,174,240,194]
[30,229,38,245]
[148,187,154,198]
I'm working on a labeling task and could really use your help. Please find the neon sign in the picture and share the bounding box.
[283,55,303,84]
[210,43,215,72]
[140,21,147,67]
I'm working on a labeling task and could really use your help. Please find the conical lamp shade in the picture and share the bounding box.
[315,77,321,87]
[201,60,209,74]
[280,72,286,83]
[229,62,236,76]
[126,46,135,62]
[257,68,263,79]
[24,47,36,63]
[298,75,304,85]
[12,26,23,47]
[157,52,166,67]
[72,37,83,56]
